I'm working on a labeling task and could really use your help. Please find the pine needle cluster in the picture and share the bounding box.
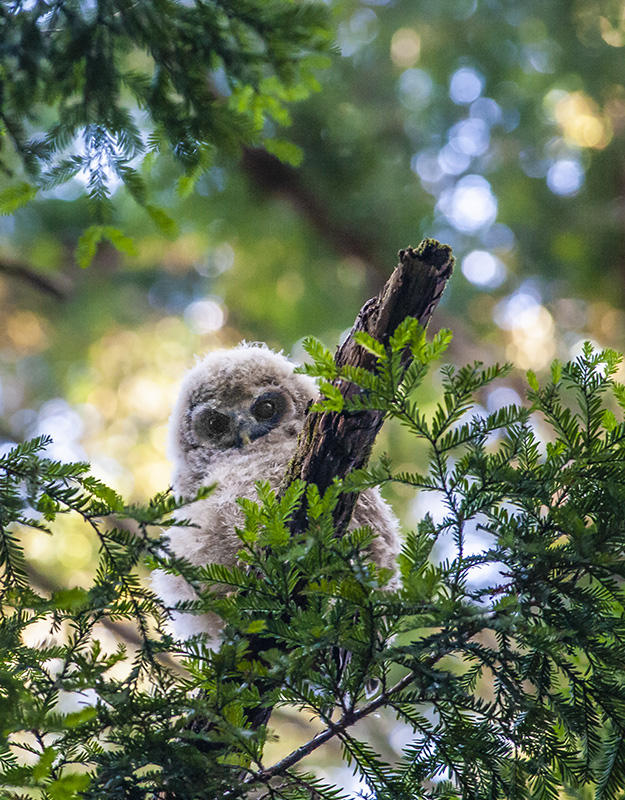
[2,325,625,799]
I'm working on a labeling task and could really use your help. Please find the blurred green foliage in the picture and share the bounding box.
[4,0,625,428]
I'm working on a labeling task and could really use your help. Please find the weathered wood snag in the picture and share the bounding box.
[282,237,454,535]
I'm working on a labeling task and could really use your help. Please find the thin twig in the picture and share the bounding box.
[252,669,417,782]
[26,562,157,653]
[231,609,496,794]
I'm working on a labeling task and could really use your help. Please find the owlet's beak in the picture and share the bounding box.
[232,412,253,448]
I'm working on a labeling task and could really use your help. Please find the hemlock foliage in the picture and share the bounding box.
[0,0,331,237]
[3,325,625,798]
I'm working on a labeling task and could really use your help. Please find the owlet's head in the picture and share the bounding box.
[169,343,317,486]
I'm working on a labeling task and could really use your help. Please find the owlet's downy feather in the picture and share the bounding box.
[152,343,401,641]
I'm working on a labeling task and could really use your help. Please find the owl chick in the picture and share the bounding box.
[152,343,401,641]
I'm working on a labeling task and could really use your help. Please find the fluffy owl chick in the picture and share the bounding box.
[152,343,401,641]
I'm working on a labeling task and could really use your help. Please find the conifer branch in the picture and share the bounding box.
[6,307,625,798]
[239,612,491,791]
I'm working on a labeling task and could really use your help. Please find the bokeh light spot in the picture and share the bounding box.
[470,97,503,125]
[482,223,516,251]
[122,375,172,421]
[390,28,421,67]
[600,16,625,47]
[461,250,506,288]
[448,118,491,156]
[438,144,470,176]
[37,399,85,462]
[6,311,46,354]
[195,242,235,277]
[523,42,557,74]
[398,68,433,108]
[437,175,498,232]
[338,8,378,57]
[449,67,484,104]
[411,149,443,183]
[546,159,584,196]
[486,386,522,411]
[493,289,540,331]
[184,298,226,334]
[554,91,612,149]
[494,290,555,369]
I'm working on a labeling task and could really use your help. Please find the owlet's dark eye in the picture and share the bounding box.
[253,399,276,420]
[251,392,286,422]
[193,407,231,439]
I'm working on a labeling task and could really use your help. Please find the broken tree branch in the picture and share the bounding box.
[238,239,453,732]
[282,237,454,534]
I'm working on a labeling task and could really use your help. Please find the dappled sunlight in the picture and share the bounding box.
[390,27,421,68]
[553,90,613,149]
[494,290,556,370]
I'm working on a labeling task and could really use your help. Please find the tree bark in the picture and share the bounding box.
[281,237,454,534]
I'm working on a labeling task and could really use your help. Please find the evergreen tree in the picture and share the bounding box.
[3,322,625,799]
[3,3,625,798]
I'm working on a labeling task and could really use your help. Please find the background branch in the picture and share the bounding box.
[241,147,387,287]
[0,257,69,300]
